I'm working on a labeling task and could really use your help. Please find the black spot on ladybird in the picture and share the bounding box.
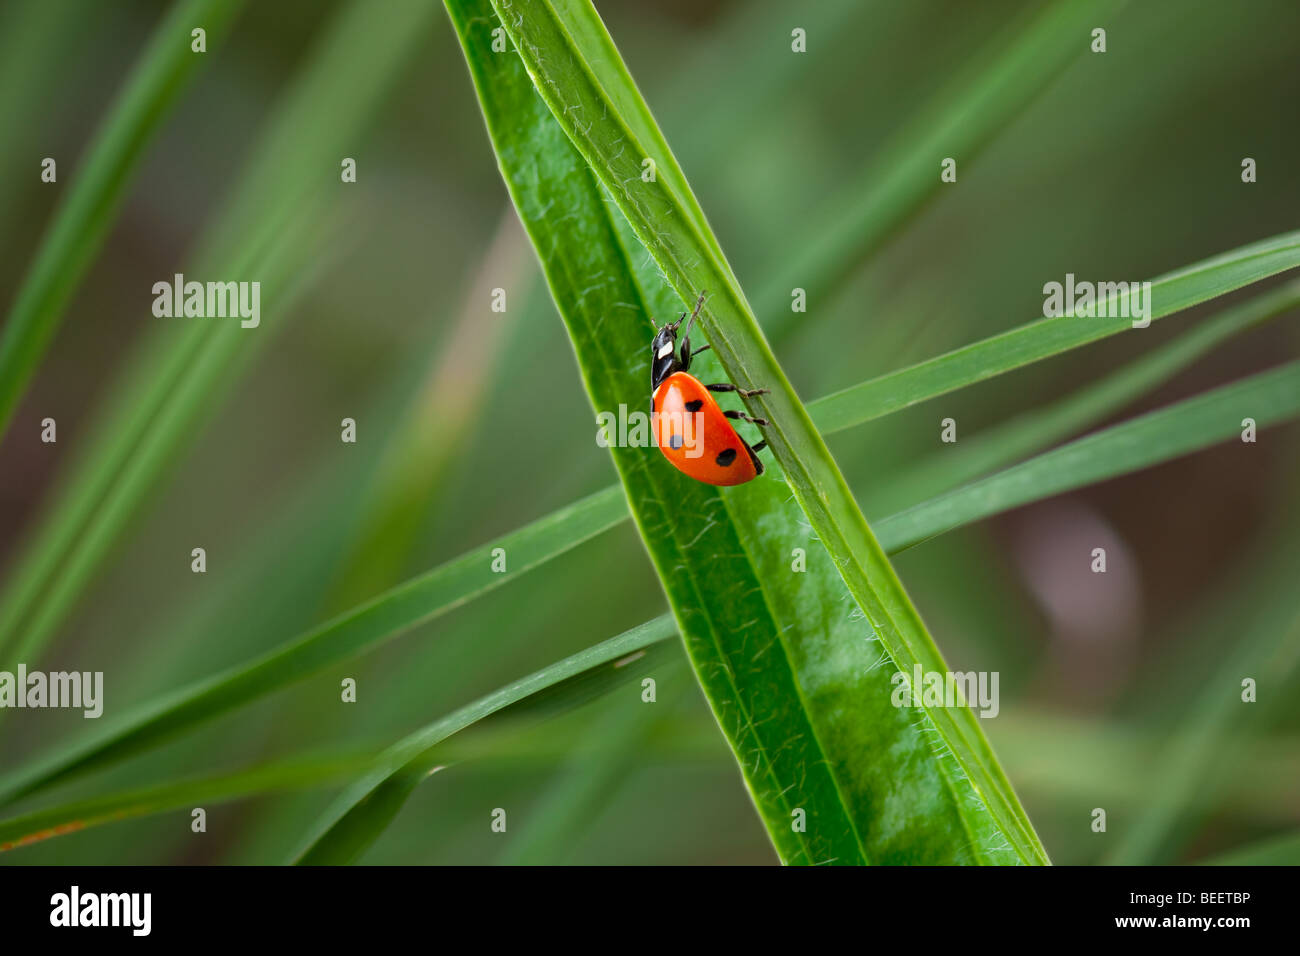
[715,448,737,467]
[668,434,684,450]
[684,399,703,412]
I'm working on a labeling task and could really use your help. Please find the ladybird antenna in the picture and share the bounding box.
[679,291,706,338]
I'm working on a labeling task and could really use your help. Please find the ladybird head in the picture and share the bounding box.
[650,324,679,390]
[651,292,706,391]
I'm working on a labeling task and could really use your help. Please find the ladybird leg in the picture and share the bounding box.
[679,341,710,369]
[724,409,769,427]
[707,383,770,398]
[751,441,767,453]
[676,294,708,365]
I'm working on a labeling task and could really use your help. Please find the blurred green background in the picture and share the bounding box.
[0,0,1297,864]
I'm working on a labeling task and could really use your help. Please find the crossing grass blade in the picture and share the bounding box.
[17,503,1300,859]
[810,230,1300,434]
[875,360,1300,554]
[8,355,1285,812]
[6,334,1297,813]
[0,485,627,806]
[293,617,675,864]
[870,280,1300,510]
[0,620,677,857]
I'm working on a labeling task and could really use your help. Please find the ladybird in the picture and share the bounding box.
[650,293,770,486]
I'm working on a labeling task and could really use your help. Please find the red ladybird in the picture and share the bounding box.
[650,293,769,486]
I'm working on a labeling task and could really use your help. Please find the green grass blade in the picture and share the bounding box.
[6,347,1292,815]
[293,617,676,864]
[876,360,1300,554]
[0,0,245,437]
[0,751,373,855]
[0,621,676,858]
[261,235,1300,615]
[0,486,627,806]
[810,229,1300,434]
[871,280,1300,510]
[484,0,1047,864]
[7,354,1293,811]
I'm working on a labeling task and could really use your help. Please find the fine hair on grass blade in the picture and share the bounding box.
[454,0,1043,864]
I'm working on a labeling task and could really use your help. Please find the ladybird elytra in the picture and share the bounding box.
[648,293,770,487]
